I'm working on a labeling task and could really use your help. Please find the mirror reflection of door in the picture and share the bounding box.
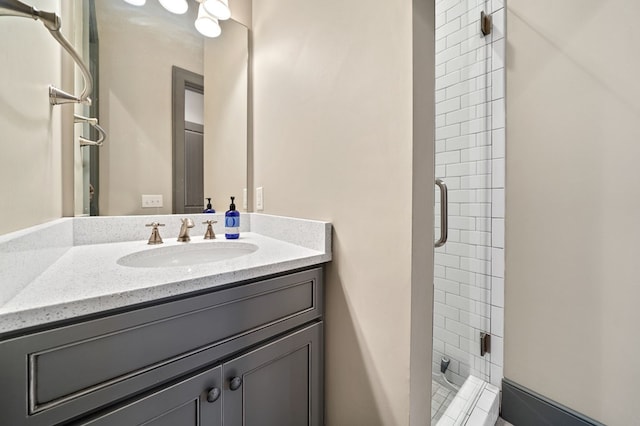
[173,67,205,214]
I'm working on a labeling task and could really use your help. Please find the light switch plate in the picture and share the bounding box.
[142,194,163,208]
[256,187,264,211]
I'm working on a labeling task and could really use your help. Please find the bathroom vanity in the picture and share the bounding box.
[0,214,331,426]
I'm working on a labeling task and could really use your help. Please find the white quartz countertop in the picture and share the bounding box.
[0,214,331,335]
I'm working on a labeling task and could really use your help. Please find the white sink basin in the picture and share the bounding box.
[117,242,259,268]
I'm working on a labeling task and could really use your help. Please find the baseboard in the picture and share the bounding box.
[501,378,605,426]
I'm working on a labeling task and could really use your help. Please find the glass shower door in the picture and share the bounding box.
[431,0,504,423]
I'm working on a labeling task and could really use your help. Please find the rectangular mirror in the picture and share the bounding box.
[74,0,249,216]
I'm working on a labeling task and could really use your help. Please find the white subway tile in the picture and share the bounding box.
[461,174,491,189]
[435,278,461,294]
[460,3,484,27]
[446,134,476,151]
[459,310,490,331]
[491,277,504,307]
[475,189,492,203]
[436,37,447,54]
[447,162,477,177]
[491,219,504,248]
[442,176,461,190]
[491,189,504,217]
[436,141,446,155]
[491,98,505,129]
[445,50,477,74]
[437,0,462,15]
[460,257,492,274]
[448,189,477,203]
[436,63,446,79]
[460,203,491,218]
[446,106,477,125]
[437,17,461,41]
[476,246,491,261]
[435,314,446,329]
[437,45,462,66]
[461,89,488,108]
[435,289,446,303]
[491,128,505,158]
[491,306,504,337]
[435,252,461,268]
[446,318,475,340]
[446,294,476,313]
[446,79,477,99]
[461,146,491,163]
[491,248,504,278]
[475,301,491,317]
[492,38,505,71]
[435,264,447,278]
[477,160,492,175]
[433,338,445,354]
[476,102,491,119]
[446,242,476,258]
[449,216,476,230]
[476,217,491,232]
[436,88,447,103]
[436,12,447,29]
[461,117,489,135]
[491,68,505,100]
[435,302,461,321]
[436,165,446,178]
[436,70,461,90]
[492,158,505,188]
[460,230,491,246]
[446,267,476,285]
[460,284,491,303]
[437,97,461,115]
[490,363,503,388]
[491,336,504,366]
[491,0,504,14]
[435,326,461,347]
[476,131,491,146]
[446,2,468,22]
[491,7,505,41]
[460,59,489,82]
[436,114,446,130]
[447,22,478,48]
[475,273,491,289]
[436,150,461,165]
[436,123,461,140]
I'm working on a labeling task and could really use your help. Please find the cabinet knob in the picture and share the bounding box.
[229,376,243,391]
[206,387,221,403]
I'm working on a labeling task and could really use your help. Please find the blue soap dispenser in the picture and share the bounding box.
[225,196,240,239]
[203,198,215,213]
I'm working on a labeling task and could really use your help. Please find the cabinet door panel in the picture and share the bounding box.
[223,323,322,426]
[77,365,222,426]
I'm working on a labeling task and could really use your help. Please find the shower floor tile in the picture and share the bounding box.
[431,379,456,423]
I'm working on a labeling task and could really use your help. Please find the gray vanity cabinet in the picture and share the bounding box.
[223,322,322,426]
[0,267,324,426]
[79,366,223,426]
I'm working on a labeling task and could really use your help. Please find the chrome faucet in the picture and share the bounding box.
[177,218,195,242]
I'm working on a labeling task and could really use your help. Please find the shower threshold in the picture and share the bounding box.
[434,375,499,426]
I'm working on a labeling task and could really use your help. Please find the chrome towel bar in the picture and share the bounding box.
[0,0,93,105]
[74,114,107,147]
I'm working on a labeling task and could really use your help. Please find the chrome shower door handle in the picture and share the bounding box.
[435,179,448,248]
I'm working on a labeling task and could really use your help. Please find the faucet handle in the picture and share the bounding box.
[203,220,217,240]
[145,222,165,245]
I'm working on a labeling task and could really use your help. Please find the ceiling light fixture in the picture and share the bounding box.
[158,0,189,15]
[195,3,221,38]
[202,0,231,21]
[121,0,229,36]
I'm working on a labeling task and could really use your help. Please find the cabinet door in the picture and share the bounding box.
[223,322,323,426]
[77,365,222,426]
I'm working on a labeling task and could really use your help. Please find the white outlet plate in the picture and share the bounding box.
[142,194,163,208]
[243,188,248,210]
[256,187,264,211]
